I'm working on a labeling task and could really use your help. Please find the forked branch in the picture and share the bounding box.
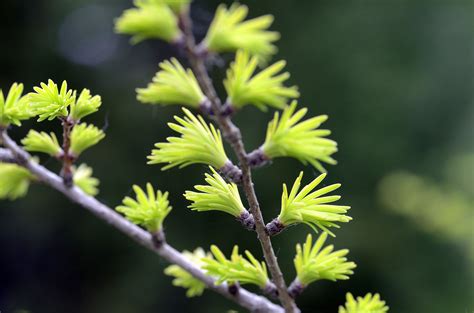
[0,130,283,313]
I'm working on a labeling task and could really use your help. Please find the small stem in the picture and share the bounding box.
[60,117,75,187]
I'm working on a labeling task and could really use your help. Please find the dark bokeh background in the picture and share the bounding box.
[1,0,473,312]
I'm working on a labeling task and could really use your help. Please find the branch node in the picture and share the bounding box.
[246,148,270,168]
[288,279,305,299]
[265,218,286,236]
[228,282,240,296]
[236,211,255,231]
[220,101,235,117]
[263,282,279,299]
[151,230,166,249]
[219,160,243,184]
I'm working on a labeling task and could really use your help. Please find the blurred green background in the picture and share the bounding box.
[1,0,473,312]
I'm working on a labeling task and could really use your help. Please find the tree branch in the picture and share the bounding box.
[179,9,299,313]
[0,147,16,163]
[0,130,283,313]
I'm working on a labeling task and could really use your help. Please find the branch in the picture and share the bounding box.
[179,10,299,313]
[0,130,283,313]
[0,147,16,163]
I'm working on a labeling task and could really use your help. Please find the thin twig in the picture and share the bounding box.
[0,130,283,313]
[179,9,299,313]
[60,117,75,187]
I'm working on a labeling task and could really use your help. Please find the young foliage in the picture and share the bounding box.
[0,83,32,127]
[70,123,105,156]
[268,172,351,236]
[202,245,270,288]
[21,130,62,156]
[73,164,100,196]
[115,0,182,44]
[294,233,356,286]
[224,50,299,111]
[184,167,247,217]
[70,89,102,121]
[164,248,209,297]
[163,0,191,13]
[137,58,206,108]
[29,80,76,121]
[202,3,279,63]
[0,163,34,200]
[148,108,228,170]
[262,101,338,172]
[116,183,172,232]
[339,293,389,313]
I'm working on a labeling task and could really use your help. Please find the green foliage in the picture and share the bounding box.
[184,167,246,217]
[164,248,209,297]
[70,89,102,121]
[29,80,76,121]
[224,50,299,110]
[339,293,389,313]
[161,0,191,13]
[262,101,338,172]
[295,233,356,286]
[21,130,62,156]
[202,245,270,288]
[148,108,228,170]
[379,168,474,262]
[116,183,172,232]
[137,58,206,108]
[0,163,34,200]
[73,164,100,196]
[202,3,279,63]
[278,172,351,236]
[0,83,32,127]
[115,0,181,44]
[70,123,105,156]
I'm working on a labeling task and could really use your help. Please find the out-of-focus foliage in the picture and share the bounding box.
[338,293,389,313]
[0,163,34,200]
[164,248,209,297]
[379,153,474,262]
[115,0,181,44]
[72,164,100,196]
[0,83,32,127]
